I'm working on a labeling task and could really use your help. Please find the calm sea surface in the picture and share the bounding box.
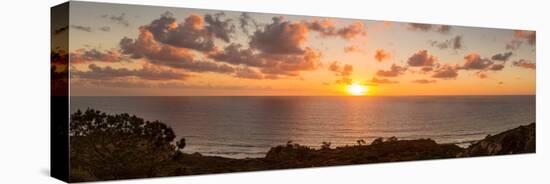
[70,96,535,158]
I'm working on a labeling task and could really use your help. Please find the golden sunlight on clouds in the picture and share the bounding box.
[65,4,535,96]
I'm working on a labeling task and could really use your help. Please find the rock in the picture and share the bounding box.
[458,123,535,157]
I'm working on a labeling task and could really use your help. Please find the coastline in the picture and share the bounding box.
[68,109,535,182]
[165,122,536,176]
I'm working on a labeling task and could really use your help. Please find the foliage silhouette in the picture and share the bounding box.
[69,109,186,181]
[66,109,535,182]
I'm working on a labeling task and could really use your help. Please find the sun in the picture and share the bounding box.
[347,83,369,96]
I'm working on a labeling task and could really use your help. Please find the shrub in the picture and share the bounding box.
[69,109,185,181]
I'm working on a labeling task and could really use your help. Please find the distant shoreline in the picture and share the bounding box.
[183,122,535,160]
[166,123,534,175]
[68,108,535,182]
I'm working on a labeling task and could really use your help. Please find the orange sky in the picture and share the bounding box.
[56,2,536,96]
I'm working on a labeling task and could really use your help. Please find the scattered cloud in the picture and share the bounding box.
[505,39,522,50]
[306,19,367,40]
[504,30,535,51]
[258,47,321,77]
[374,49,390,62]
[335,77,352,85]
[421,66,433,72]
[73,63,189,81]
[408,23,451,34]
[411,79,437,84]
[512,59,536,70]
[101,13,130,26]
[368,77,399,84]
[145,12,235,52]
[491,52,513,62]
[429,35,463,50]
[250,17,308,54]
[209,43,321,78]
[234,66,265,79]
[204,12,236,42]
[328,61,353,77]
[119,27,235,73]
[432,64,459,79]
[329,61,354,84]
[70,48,125,63]
[71,25,92,32]
[489,64,505,71]
[376,64,406,77]
[461,53,494,70]
[239,12,259,35]
[100,26,111,32]
[344,45,362,53]
[514,30,536,46]
[407,50,437,67]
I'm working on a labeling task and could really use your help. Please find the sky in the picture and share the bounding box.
[53,1,536,96]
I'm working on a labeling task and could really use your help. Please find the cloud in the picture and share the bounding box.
[234,66,264,79]
[408,23,451,33]
[368,77,399,84]
[250,17,309,55]
[144,12,235,52]
[505,40,522,50]
[71,25,92,32]
[306,18,336,36]
[239,12,259,35]
[407,50,437,67]
[101,13,130,26]
[344,45,362,53]
[432,65,458,79]
[306,19,367,40]
[209,17,323,79]
[512,59,536,70]
[476,72,488,79]
[421,66,433,72]
[119,27,235,73]
[491,52,513,62]
[461,53,494,70]
[335,77,352,85]
[70,48,125,63]
[257,47,321,77]
[503,30,534,51]
[208,43,264,67]
[100,26,111,32]
[328,61,354,85]
[459,53,506,72]
[209,43,321,78]
[204,12,236,42]
[412,79,437,84]
[334,21,367,39]
[514,30,536,46]
[489,64,505,71]
[430,35,463,50]
[374,49,390,62]
[376,64,406,77]
[328,61,353,76]
[73,63,189,81]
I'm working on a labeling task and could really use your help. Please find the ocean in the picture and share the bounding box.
[70,96,535,158]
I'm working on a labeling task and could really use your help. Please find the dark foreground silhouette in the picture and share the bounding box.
[68,109,535,182]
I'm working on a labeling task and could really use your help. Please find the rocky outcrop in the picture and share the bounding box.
[458,123,535,157]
